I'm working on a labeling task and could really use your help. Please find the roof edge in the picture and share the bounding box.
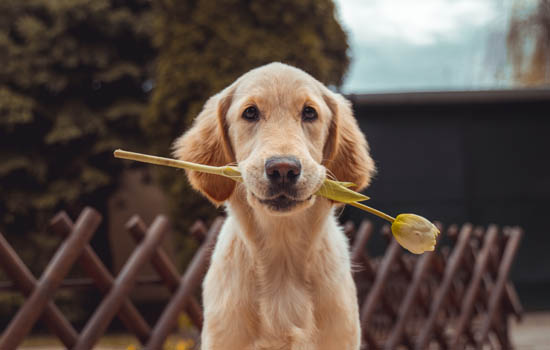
[346,88,550,106]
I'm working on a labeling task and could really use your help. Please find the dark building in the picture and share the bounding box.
[346,88,550,310]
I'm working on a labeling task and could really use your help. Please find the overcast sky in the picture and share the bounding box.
[333,0,518,93]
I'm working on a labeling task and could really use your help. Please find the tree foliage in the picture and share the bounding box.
[0,0,154,256]
[144,0,350,231]
[0,0,349,271]
[507,0,550,85]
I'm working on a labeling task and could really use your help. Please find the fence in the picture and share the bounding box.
[0,207,522,349]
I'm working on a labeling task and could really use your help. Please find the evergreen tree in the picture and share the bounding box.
[144,0,350,234]
[0,0,155,268]
[0,0,350,272]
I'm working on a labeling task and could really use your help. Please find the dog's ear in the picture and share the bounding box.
[323,91,376,192]
[173,87,236,205]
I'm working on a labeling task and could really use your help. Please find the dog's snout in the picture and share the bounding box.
[265,156,301,185]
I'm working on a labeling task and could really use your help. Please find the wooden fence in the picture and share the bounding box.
[0,207,522,349]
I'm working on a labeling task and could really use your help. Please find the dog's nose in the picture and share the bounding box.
[265,156,301,185]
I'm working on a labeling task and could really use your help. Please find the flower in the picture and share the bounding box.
[391,214,439,254]
[175,339,195,350]
[114,149,440,254]
[316,179,369,203]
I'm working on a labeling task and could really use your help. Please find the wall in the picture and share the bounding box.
[346,89,550,310]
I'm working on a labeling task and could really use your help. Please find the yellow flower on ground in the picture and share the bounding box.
[391,214,439,254]
[126,344,137,350]
[176,339,195,350]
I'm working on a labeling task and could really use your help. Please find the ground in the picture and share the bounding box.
[510,312,550,350]
[18,312,550,350]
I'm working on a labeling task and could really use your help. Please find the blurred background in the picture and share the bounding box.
[0,0,549,340]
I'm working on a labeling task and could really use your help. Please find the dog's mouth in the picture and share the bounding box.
[254,193,313,212]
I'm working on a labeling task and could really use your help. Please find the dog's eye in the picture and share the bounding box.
[242,106,259,121]
[302,106,317,122]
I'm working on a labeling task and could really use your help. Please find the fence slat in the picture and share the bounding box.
[126,215,204,330]
[479,227,523,344]
[73,215,169,350]
[0,233,78,348]
[0,207,101,350]
[450,225,499,349]
[144,217,224,350]
[0,276,169,291]
[360,234,401,347]
[351,221,373,268]
[415,223,472,349]
[50,211,152,344]
[385,249,436,349]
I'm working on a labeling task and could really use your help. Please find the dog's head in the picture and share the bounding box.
[174,63,375,215]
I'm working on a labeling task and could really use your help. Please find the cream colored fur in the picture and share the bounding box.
[173,63,375,350]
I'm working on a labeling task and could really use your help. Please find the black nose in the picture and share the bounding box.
[265,156,301,185]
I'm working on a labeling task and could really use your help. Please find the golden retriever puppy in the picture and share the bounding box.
[174,62,375,350]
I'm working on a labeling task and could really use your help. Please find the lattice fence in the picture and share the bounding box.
[0,207,522,349]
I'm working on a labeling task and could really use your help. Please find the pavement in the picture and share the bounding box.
[510,312,550,350]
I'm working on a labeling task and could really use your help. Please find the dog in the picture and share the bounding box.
[174,62,375,350]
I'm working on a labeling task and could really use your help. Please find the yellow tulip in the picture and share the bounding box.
[114,149,439,254]
[391,214,439,254]
[316,179,369,203]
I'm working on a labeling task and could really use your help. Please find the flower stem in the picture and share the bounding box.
[115,149,397,223]
[348,202,395,223]
[114,149,224,175]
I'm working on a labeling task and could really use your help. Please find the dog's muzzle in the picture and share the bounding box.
[259,155,306,211]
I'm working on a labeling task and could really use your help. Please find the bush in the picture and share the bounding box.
[0,0,155,261]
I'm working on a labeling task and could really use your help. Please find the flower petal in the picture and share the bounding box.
[391,214,439,254]
[315,179,370,203]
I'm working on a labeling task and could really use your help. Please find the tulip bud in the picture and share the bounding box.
[391,214,439,254]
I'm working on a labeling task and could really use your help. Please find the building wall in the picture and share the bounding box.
[347,90,550,310]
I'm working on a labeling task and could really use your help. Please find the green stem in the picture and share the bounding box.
[114,149,224,175]
[115,149,396,223]
[348,202,395,223]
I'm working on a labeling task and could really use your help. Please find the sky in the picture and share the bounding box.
[333,0,520,93]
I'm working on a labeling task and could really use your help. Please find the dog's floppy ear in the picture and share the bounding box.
[323,91,376,192]
[173,88,236,205]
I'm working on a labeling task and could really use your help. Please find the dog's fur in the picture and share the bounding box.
[174,63,375,350]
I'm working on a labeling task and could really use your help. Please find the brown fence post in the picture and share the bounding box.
[415,223,472,349]
[478,226,523,346]
[450,225,499,349]
[144,217,224,350]
[49,211,152,344]
[126,215,204,330]
[360,234,401,348]
[351,220,373,268]
[0,233,78,348]
[385,250,436,349]
[72,215,169,350]
[0,207,101,350]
